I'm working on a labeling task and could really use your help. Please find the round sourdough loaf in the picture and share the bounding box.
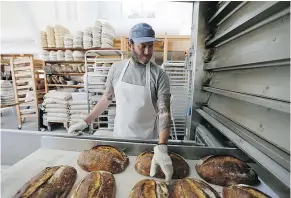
[172,178,221,198]
[72,171,115,198]
[77,145,129,173]
[134,151,189,179]
[195,155,259,186]
[129,179,169,198]
[223,184,271,198]
[14,165,77,198]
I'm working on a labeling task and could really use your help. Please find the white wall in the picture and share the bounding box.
[1,1,193,55]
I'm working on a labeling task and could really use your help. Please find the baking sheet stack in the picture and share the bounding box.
[73,31,83,48]
[92,20,102,48]
[64,34,73,48]
[54,25,70,48]
[40,31,48,48]
[42,91,71,125]
[83,27,92,49]
[57,50,65,61]
[0,80,15,106]
[65,50,73,61]
[68,100,90,128]
[107,107,116,130]
[46,25,56,48]
[42,50,50,61]
[49,51,57,61]
[83,72,106,93]
[101,22,115,48]
[72,51,84,61]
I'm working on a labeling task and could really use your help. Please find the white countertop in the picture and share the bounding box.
[1,148,277,198]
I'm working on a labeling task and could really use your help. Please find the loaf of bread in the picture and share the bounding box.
[196,155,259,186]
[129,179,169,198]
[72,171,115,198]
[134,151,189,179]
[223,184,271,198]
[14,165,77,198]
[172,178,221,198]
[77,145,129,173]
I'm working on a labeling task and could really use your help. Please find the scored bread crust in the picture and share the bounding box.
[134,151,189,179]
[77,145,129,173]
[223,184,271,198]
[195,155,259,186]
[14,165,77,198]
[129,179,169,198]
[72,171,115,198]
[172,178,221,198]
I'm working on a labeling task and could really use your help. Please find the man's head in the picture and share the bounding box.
[129,23,155,65]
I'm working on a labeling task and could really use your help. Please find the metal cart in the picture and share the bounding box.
[85,50,124,135]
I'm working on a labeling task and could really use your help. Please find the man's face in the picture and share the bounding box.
[130,42,154,64]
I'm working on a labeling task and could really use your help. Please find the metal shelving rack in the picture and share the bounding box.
[42,48,120,93]
[85,50,124,135]
[161,61,189,139]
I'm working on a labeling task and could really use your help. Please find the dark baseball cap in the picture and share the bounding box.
[129,23,156,43]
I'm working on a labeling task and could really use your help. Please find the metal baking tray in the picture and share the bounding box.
[1,136,283,197]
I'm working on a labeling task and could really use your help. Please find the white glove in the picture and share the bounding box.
[150,144,173,184]
[68,119,88,135]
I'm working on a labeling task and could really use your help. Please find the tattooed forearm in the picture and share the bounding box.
[104,87,114,102]
[158,94,172,131]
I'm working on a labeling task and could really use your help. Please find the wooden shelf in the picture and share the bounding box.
[1,103,20,108]
[46,73,85,76]
[43,47,120,51]
[47,84,84,88]
[44,60,94,64]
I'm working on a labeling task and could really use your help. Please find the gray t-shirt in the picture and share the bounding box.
[105,59,170,112]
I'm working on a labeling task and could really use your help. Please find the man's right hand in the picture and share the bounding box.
[68,119,88,134]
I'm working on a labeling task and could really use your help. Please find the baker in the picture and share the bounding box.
[69,23,173,183]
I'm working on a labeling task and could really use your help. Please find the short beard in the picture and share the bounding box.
[131,50,141,65]
[131,50,151,65]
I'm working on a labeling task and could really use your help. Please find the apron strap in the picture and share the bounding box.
[145,62,152,96]
[145,62,151,87]
[117,60,130,82]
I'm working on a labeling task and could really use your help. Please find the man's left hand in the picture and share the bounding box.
[150,144,173,184]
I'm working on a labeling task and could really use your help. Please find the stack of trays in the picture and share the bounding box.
[54,25,70,48]
[73,51,84,61]
[49,51,57,61]
[1,80,15,106]
[101,22,115,48]
[83,27,92,49]
[46,25,56,48]
[65,50,73,61]
[107,106,116,130]
[40,31,48,48]
[73,31,83,48]
[57,50,65,61]
[42,50,50,61]
[92,20,102,48]
[64,34,73,48]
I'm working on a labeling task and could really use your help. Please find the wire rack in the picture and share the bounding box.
[85,50,124,134]
[161,61,190,139]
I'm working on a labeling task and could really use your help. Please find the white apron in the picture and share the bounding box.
[113,60,158,139]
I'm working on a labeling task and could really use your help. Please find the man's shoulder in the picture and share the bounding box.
[150,61,160,67]
[150,61,168,77]
[150,61,164,72]
[112,59,129,68]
